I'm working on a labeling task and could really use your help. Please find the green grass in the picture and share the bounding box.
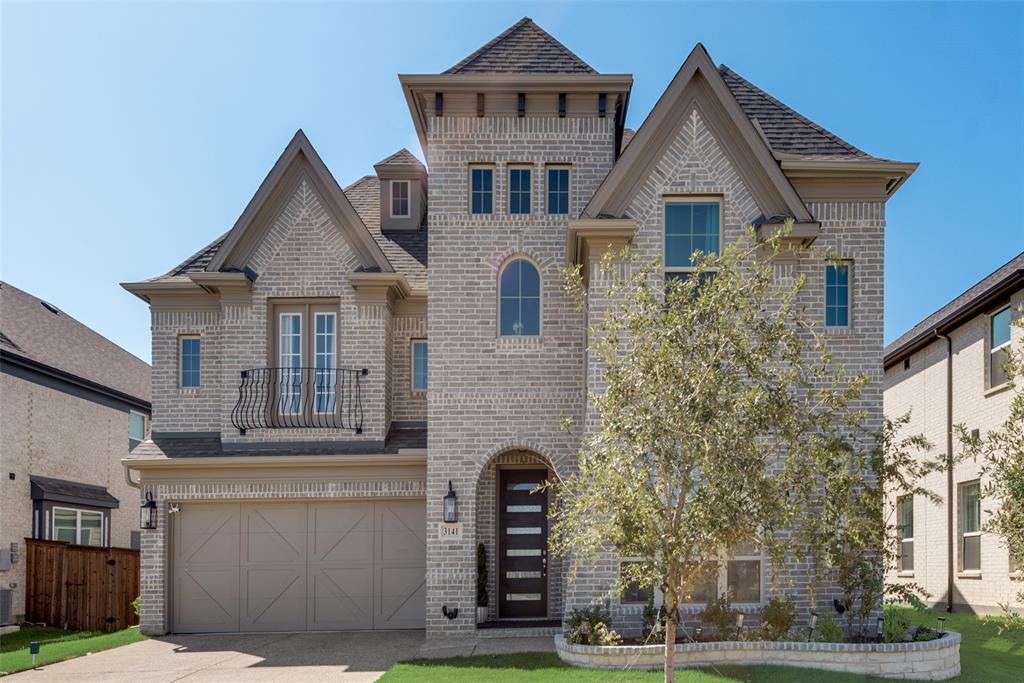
[380,610,1023,682]
[0,626,147,676]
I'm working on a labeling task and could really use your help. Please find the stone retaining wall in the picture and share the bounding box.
[555,631,961,680]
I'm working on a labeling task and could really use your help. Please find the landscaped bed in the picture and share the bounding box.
[0,625,147,676]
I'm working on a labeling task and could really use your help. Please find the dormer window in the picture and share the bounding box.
[391,180,410,217]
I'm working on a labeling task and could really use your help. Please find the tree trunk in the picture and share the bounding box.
[663,587,678,683]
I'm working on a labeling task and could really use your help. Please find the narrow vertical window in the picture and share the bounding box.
[412,340,428,392]
[897,496,914,572]
[391,180,410,217]
[499,258,541,336]
[960,481,981,572]
[726,543,762,603]
[279,312,303,415]
[314,312,336,413]
[546,166,569,215]
[509,167,532,215]
[180,336,201,388]
[825,263,851,328]
[990,306,1012,387]
[129,410,146,452]
[664,198,721,283]
[471,166,493,215]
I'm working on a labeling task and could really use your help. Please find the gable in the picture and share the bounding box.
[208,130,393,276]
[444,17,596,74]
[585,45,811,222]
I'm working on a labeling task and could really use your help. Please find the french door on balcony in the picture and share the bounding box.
[274,302,338,420]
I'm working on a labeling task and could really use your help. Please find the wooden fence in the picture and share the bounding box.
[24,538,140,632]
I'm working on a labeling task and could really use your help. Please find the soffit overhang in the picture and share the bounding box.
[779,158,920,203]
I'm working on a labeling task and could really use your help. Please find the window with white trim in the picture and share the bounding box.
[897,495,914,572]
[391,180,410,217]
[129,410,146,452]
[509,166,532,215]
[411,340,428,392]
[546,165,570,215]
[52,507,103,546]
[279,312,303,415]
[990,306,1011,387]
[682,544,763,605]
[825,262,852,328]
[663,197,721,284]
[960,481,981,572]
[499,258,541,336]
[179,336,201,388]
[314,312,337,413]
[470,165,494,215]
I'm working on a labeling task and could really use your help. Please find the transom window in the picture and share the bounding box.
[179,336,201,388]
[960,481,981,572]
[990,306,1012,387]
[129,410,146,452]
[499,258,540,337]
[53,507,103,546]
[825,263,851,328]
[470,165,494,215]
[411,340,428,392]
[391,180,410,217]
[509,166,532,215]
[684,543,762,604]
[546,166,570,215]
[897,495,914,572]
[664,198,721,281]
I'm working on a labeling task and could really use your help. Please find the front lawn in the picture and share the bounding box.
[0,626,147,676]
[380,610,1023,682]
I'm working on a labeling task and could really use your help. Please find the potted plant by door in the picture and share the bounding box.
[477,543,489,623]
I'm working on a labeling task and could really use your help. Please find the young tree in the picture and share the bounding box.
[957,311,1024,630]
[549,228,868,681]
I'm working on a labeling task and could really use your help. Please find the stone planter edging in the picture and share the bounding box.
[554,631,961,680]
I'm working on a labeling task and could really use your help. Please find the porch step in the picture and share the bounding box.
[477,623,561,638]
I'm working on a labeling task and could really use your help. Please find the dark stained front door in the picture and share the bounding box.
[498,469,549,619]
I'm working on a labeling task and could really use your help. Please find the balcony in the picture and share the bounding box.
[230,367,368,435]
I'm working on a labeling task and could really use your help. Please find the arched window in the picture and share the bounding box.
[499,258,540,336]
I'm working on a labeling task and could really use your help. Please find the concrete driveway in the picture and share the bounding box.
[5,631,426,682]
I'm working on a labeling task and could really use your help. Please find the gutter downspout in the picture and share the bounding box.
[936,330,954,613]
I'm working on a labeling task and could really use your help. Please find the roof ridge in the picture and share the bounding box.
[718,64,869,159]
[444,17,595,74]
[374,148,424,167]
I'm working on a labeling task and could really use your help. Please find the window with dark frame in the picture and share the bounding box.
[960,481,982,572]
[664,199,721,283]
[499,258,541,337]
[620,560,654,604]
[129,411,146,452]
[509,167,532,215]
[471,166,493,215]
[391,180,410,217]
[546,166,569,215]
[180,336,201,388]
[990,306,1012,387]
[412,340,428,392]
[897,495,914,572]
[825,263,851,328]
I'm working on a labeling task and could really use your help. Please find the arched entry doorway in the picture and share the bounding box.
[476,449,562,624]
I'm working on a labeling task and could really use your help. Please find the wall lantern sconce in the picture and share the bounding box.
[936,616,946,634]
[443,481,458,523]
[140,491,157,530]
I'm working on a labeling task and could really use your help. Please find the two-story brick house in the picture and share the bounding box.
[123,18,916,638]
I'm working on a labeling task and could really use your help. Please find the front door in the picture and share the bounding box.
[498,469,549,619]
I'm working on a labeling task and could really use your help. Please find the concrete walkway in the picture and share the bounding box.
[5,631,554,682]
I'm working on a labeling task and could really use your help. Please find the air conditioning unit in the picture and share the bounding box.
[0,588,12,626]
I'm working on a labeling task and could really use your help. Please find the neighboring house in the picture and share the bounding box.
[122,18,915,638]
[0,282,151,625]
[884,252,1023,615]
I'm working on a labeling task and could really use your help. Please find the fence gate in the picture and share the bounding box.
[24,538,140,632]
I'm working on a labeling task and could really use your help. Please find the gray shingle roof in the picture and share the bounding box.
[166,233,228,277]
[445,17,596,75]
[375,148,425,168]
[344,175,428,290]
[885,250,1024,364]
[0,281,151,402]
[719,65,882,160]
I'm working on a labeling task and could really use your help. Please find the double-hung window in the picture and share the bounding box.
[897,495,914,572]
[275,303,338,417]
[825,263,852,328]
[990,306,1012,387]
[546,165,570,215]
[664,198,721,284]
[391,180,410,217]
[470,165,494,215]
[180,336,201,388]
[411,340,428,392]
[960,481,982,572]
[682,544,762,605]
[53,507,103,546]
[509,166,532,215]
[129,410,146,452]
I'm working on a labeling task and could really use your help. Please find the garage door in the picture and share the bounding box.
[171,500,426,633]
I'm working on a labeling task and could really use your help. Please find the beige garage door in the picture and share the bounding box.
[171,500,426,633]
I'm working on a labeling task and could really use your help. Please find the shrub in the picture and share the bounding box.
[759,595,796,641]
[641,593,665,642]
[883,604,913,643]
[567,606,621,646]
[700,593,738,640]
[913,625,941,642]
[815,612,844,642]
[131,596,140,617]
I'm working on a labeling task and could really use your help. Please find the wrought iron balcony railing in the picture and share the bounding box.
[230,367,368,435]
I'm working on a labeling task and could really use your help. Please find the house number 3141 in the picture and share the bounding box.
[440,523,462,537]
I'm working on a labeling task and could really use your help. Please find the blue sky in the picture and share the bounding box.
[2,1,1022,363]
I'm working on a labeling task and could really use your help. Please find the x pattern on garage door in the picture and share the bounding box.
[172,501,426,632]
